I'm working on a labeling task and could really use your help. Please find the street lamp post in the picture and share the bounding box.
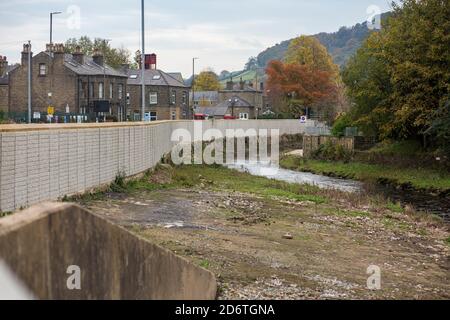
[50,11,62,44]
[141,0,146,121]
[229,98,238,119]
[192,57,199,119]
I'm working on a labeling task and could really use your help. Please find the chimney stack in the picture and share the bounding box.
[239,77,245,90]
[226,78,234,90]
[46,43,54,53]
[93,48,104,67]
[72,45,84,64]
[120,63,130,74]
[53,43,65,64]
[0,56,8,77]
[144,53,157,70]
[21,43,32,66]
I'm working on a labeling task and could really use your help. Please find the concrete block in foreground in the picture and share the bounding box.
[0,202,217,300]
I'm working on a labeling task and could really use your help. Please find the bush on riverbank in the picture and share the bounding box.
[310,141,353,162]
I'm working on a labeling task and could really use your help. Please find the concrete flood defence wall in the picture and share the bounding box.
[0,202,217,299]
[0,119,311,213]
[0,119,312,299]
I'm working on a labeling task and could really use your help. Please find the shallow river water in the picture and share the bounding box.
[227,162,450,222]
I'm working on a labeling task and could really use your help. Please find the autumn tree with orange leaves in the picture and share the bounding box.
[266,60,337,120]
[266,36,340,121]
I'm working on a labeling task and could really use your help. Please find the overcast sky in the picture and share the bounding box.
[0,0,393,77]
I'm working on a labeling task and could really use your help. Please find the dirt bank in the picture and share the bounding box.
[79,165,450,300]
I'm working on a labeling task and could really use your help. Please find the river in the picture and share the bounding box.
[227,162,450,222]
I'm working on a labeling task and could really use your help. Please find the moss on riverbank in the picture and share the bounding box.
[280,155,450,192]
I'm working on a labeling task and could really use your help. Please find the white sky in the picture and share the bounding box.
[0,0,393,78]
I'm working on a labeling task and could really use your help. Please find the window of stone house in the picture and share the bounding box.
[182,91,187,105]
[170,90,176,105]
[150,112,157,121]
[81,83,88,99]
[89,83,94,98]
[171,111,176,120]
[39,63,47,76]
[99,82,104,99]
[110,83,113,99]
[149,92,158,105]
[118,84,123,100]
[239,113,249,120]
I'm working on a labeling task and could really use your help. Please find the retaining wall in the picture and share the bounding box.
[0,120,311,212]
[0,202,217,300]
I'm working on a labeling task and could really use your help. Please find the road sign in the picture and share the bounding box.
[47,106,55,115]
[33,112,41,119]
[300,116,307,123]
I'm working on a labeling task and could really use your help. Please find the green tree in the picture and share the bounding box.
[342,0,450,145]
[285,35,340,80]
[341,31,391,137]
[65,36,131,68]
[244,57,259,71]
[193,70,221,91]
[379,0,450,140]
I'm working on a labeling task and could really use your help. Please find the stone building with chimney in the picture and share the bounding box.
[0,56,11,113]
[8,43,128,122]
[125,54,190,121]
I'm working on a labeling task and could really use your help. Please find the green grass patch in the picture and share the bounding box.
[445,237,450,246]
[199,259,211,269]
[386,202,404,213]
[369,140,424,157]
[172,165,327,204]
[0,211,13,218]
[281,156,450,191]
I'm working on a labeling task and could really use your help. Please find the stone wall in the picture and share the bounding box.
[0,119,312,213]
[0,85,8,113]
[0,202,217,300]
[127,85,189,120]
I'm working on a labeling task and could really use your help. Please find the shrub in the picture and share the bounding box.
[332,113,353,137]
[311,141,353,162]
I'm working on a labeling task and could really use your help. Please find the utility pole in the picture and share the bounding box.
[192,57,198,119]
[27,41,31,124]
[50,12,62,44]
[141,0,146,121]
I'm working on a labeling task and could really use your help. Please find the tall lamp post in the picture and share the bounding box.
[192,57,199,119]
[50,11,62,44]
[141,0,146,121]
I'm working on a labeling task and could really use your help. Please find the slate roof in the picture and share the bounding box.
[192,91,219,101]
[214,95,254,109]
[62,54,127,77]
[127,69,188,88]
[196,96,254,117]
[0,65,19,85]
[167,72,185,84]
[196,105,229,117]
